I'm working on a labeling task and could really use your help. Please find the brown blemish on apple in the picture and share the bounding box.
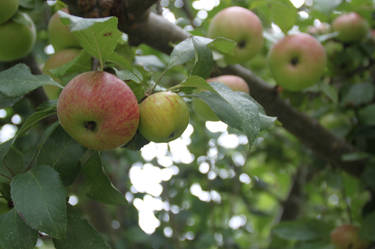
[290,56,299,66]
[238,40,246,49]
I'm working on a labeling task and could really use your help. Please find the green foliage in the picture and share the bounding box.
[0,0,375,248]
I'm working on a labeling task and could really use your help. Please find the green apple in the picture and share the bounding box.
[139,92,189,142]
[48,9,80,52]
[57,71,140,150]
[193,75,249,121]
[42,48,82,99]
[332,12,369,43]
[0,0,19,24]
[330,224,369,249]
[207,6,263,63]
[0,12,36,62]
[268,33,326,91]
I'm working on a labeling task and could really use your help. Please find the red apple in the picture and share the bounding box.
[57,71,139,150]
[332,12,369,43]
[0,0,19,24]
[0,12,36,62]
[139,92,189,142]
[268,33,326,91]
[207,6,263,63]
[48,9,80,52]
[43,49,82,99]
[331,224,369,249]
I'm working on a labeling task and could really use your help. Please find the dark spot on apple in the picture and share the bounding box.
[238,40,246,49]
[290,56,299,66]
[84,121,97,132]
[168,131,176,139]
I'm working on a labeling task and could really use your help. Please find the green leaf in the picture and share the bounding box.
[191,36,214,78]
[10,165,67,238]
[0,93,22,108]
[49,50,92,86]
[273,219,332,241]
[341,82,374,106]
[360,211,375,241]
[82,152,126,205]
[170,76,216,93]
[168,37,195,68]
[0,209,38,249]
[320,83,338,104]
[115,69,143,84]
[107,52,133,70]
[0,64,61,98]
[135,55,166,71]
[313,0,342,13]
[59,11,122,67]
[196,82,276,144]
[53,207,111,249]
[362,165,375,191]
[37,125,84,186]
[359,104,375,126]
[208,37,237,54]
[293,241,334,249]
[15,104,57,138]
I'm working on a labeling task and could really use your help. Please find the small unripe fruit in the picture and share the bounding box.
[43,49,82,99]
[139,92,189,143]
[332,12,369,43]
[0,0,19,24]
[48,9,80,51]
[57,71,139,150]
[268,33,326,91]
[0,12,36,62]
[208,6,263,63]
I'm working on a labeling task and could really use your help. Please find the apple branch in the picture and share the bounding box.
[68,1,366,177]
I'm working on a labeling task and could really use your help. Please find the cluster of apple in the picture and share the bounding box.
[207,6,370,92]
[330,224,369,249]
[0,0,36,62]
[43,10,191,151]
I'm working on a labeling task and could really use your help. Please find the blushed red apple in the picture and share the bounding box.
[330,224,368,249]
[208,6,263,63]
[139,92,189,143]
[332,12,369,43]
[268,33,326,91]
[57,71,139,150]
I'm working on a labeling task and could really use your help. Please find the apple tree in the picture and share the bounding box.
[0,0,375,249]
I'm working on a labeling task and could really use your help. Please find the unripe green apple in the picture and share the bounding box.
[139,92,189,143]
[0,12,36,62]
[330,224,369,249]
[192,75,249,121]
[207,6,263,63]
[332,12,369,43]
[48,9,80,52]
[0,0,19,24]
[42,49,82,99]
[268,33,326,91]
[57,71,140,150]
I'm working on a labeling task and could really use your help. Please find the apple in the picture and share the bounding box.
[42,48,82,99]
[268,33,326,91]
[0,0,19,24]
[193,75,249,121]
[332,12,369,43]
[307,23,330,35]
[48,9,80,52]
[57,71,140,150]
[0,12,36,62]
[139,92,189,142]
[207,6,263,63]
[330,224,369,249]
